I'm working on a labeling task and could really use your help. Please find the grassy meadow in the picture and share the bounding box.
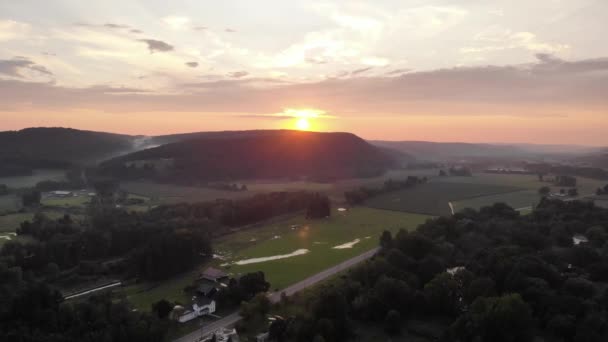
[214,207,429,290]
[122,206,430,310]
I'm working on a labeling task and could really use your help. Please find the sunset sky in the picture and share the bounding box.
[1,0,607,145]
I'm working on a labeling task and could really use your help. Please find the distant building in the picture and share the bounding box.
[196,280,218,297]
[200,267,228,283]
[174,297,217,323]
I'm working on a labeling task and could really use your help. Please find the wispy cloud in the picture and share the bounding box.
[138,39,174,53]
[185,62,199,68]
[227,71,249,78]
[0,57,53,78]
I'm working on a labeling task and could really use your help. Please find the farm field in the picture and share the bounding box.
[0,169,66,188]
[593,199,608,209]
[0,210,78,233]
[123,207,429,311]
[0,212,33,233]
[0,194,20,212]
[364,181,521,216]
[0,210,72,246]
[435,173,606,213]
[214,207,429,290]
[120,169,439,205]
[435,173,605,195]
[42,195,91,207]
[451,190,539,212]
[120,181,253,204]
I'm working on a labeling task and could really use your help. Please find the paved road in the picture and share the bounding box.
[174,247,380,342]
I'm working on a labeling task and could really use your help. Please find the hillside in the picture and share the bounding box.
[100,130,397,182]
[0,128,137,175]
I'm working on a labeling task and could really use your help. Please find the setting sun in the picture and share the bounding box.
[295,117,311,130]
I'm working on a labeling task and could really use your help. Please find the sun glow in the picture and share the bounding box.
[296,117,311,130]
[277,108,332,131]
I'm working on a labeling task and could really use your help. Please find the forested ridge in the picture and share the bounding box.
[100,130,395,182]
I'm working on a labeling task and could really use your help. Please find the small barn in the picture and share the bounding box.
[196,280,218,297]
[200,267,228,283]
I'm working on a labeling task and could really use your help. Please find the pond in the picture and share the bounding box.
[223,248,310,266]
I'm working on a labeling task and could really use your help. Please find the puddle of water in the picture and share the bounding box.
[446,266,466,275]
[337,208,347,212]
[573,235,588,245]
[0,233,16,241]
[333,238,361,249]
[223,249,310,266]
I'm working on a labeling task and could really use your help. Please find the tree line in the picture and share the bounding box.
[344,176,427,205]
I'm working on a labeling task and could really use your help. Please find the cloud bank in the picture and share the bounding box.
[0,54,606,117]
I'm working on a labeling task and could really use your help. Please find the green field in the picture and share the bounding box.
[364,181,521,216]
[435,173,605,195]
[122,207,429,310]
[121,181,253,204]
[214,207,429,290]
[452,190,539,212]
[42,195,91,207]
[0,194,20,212]
[0,212,33,233]
[0,210,73,246]
[0,169,66,188]
[120,169,440,205]
[440,173,606,212]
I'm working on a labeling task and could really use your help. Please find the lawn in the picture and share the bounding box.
[214,207,430,290]
[118,271,199,311]
[0,169,66,188]
[364,181,521,216]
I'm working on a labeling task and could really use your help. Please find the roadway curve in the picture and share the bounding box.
[174,247,379,342]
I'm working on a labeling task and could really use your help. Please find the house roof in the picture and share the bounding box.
[195,296,214,307]
[197,281,216,294]
[201,267,227,279]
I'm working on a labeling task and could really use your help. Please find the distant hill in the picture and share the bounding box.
[370,140,603,162]
[0,128,137,176]
[573,151,608,169]
[100,130,396,182]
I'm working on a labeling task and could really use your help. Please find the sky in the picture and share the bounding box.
[1,0,607,145]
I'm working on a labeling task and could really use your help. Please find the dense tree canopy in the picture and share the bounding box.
[273,199,608,342]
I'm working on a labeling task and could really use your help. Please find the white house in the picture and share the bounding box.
[175,297,217,323]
